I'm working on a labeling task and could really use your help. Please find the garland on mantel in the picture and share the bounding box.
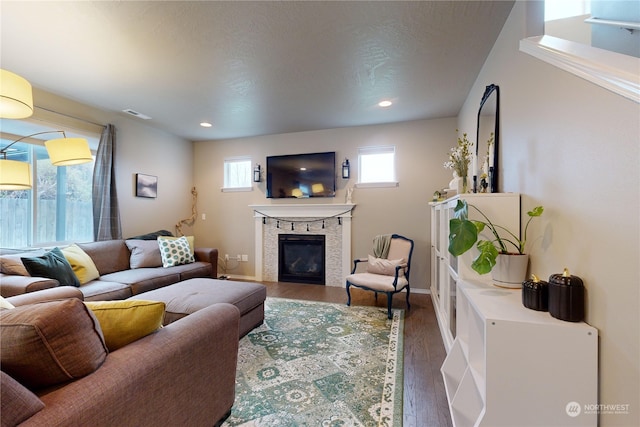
[253,208,353,231]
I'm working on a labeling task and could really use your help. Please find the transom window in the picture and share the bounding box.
[357,145,397,187]
[222,157,252,191]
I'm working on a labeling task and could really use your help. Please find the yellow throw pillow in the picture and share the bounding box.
[61,244,100,285]
[84,300,165,351]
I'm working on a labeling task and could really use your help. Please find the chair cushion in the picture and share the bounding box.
[365,255,406,276]
[0,298,108,390]
[346,272,409,292]
[61,244,100,285]
[21,247,81,287]
[84,300,165,351]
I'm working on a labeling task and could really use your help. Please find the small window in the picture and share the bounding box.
[357,145,397,188]
[222,157,252,191]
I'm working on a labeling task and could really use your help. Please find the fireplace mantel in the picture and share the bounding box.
[250,203,355,286]
[250,203,355,218]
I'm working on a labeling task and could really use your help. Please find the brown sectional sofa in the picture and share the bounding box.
[0,239,219,300]
[1,287,239,426]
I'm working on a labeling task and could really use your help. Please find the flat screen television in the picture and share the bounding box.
[266,151,336,199]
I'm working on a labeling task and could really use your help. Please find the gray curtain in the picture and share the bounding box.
[92,124,122,241]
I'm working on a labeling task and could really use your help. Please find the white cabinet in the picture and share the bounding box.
[430,193,520,351]
[442,280,598,427]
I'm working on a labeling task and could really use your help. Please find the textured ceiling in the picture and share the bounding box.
[0,1,514,142]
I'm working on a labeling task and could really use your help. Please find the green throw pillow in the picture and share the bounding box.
[21,247,81,287]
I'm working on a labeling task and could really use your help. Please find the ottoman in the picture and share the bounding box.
[129,278,267,338]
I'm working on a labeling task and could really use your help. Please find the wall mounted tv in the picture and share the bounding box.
[266,151,336,199]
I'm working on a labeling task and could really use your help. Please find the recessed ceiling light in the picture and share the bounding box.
[378,100,393,107]
[200,122,212,128]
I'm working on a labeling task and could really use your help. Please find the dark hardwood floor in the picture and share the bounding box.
[259,281,453,427]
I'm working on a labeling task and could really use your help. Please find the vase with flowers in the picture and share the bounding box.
[444,131,472,194]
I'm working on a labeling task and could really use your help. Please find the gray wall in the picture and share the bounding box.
[193,118,456,290]
[33,89,195,240]
[458,2,639,425]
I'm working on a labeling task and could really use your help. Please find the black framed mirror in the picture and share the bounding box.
[475,84,499,193]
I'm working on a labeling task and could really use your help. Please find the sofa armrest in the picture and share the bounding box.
[7,286,84,307]
[0,274,59,298]
[23,303,240,426]
[195,247,219,278]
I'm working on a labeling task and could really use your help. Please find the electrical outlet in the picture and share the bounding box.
[201,213,206,220]
[224,254,229,261]
[236,254,241,261]
[241,254,248,262]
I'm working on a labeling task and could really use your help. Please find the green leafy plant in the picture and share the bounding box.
[448,200,544,274]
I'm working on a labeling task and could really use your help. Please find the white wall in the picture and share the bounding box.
[33,89,194,239]
[193,118,456,289]
[458,2,639,425]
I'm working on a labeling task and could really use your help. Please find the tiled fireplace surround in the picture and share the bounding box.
[251,204,355,287]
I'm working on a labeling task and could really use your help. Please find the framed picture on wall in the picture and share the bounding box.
[135,173,157,198]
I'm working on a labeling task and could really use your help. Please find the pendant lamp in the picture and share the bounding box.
[45,136,93,166]
[0,131,92,190]
[0,69,34,119]
[0,159,31,190]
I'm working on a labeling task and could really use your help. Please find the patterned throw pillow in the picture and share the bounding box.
[157,236,195,268]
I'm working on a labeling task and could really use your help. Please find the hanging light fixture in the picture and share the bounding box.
[0,131,92,189]
[0,158,31,190]
[44,135,92,166]
[0,69,34,119]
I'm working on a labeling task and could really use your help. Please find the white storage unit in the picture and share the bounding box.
[430,193,520,351]
[442,280,598,427]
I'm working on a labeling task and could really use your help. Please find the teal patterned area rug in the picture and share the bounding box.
[223,297,404,427]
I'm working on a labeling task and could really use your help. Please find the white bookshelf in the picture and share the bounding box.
[441,280,598,427]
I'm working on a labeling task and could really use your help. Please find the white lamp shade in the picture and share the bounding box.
[0,69,34,119]
[0,159,32,190]
[45,138,93,166]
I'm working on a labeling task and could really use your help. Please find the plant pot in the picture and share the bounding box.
[491,253,529,288]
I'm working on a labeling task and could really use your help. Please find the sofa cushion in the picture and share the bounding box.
[78,240,131,276]
[84,300,165,351]
[0,298,108,390]
[21,247,81,287]
[158,236,195,267]
[365,254,406,276]
[0,250,46,276]
[125,239,163,268]
[61,244,100,285]
[0,371,45,426]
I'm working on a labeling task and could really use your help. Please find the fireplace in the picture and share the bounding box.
[278,234,325,285]
[250,203,355,287]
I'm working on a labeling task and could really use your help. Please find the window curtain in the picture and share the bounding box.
[92,124,122,241]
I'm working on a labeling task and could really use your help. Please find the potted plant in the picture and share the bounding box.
[448,199,544,287]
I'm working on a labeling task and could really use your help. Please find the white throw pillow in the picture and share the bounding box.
[365,255,406,276]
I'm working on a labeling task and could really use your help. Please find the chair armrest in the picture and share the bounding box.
[194,247,219,278]
[351,257,369,274]
[7,286,84,306]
